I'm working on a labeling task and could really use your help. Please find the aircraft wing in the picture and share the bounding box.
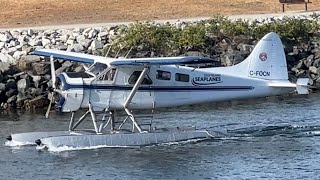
[33,49,108,64]
[110,56,215,66]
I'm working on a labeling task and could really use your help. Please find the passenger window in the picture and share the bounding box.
[128,71,153,85]
[175,73,189,82]
[156,70,171,80]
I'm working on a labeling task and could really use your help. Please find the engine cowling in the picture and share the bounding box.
[55,73,84,112]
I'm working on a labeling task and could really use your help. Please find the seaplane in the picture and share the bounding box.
[5,32,309,150]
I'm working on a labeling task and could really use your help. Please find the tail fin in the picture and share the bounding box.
[246,32,288,80]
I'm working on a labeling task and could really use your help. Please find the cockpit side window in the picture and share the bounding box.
[100,68,117,81]
[156,70,171,80]
[128,71,153,85]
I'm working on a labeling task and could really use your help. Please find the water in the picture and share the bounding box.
[2,93,320,179]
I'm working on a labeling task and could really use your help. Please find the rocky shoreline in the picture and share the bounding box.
[0,16,319,110]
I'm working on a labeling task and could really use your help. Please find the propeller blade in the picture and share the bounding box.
[45,93,54,119]
[50,55,56,89]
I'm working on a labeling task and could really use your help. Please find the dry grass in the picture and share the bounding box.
[0,0,319,28]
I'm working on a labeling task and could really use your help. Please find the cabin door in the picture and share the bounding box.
[89,68,117,111]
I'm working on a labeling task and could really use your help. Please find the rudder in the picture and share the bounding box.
[246,32,288,80]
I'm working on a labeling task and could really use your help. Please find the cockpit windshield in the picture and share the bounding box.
[89,63,108,75]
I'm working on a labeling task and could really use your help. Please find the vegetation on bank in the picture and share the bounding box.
[105,14,320,58]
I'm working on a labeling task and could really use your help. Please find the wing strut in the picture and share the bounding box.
[123,66,149,133]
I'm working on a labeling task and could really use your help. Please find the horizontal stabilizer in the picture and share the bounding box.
[268,78,309,94]
[296,78,309,95]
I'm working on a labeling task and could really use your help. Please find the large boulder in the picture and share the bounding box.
[17,55,41,71]
[32,62,51,75]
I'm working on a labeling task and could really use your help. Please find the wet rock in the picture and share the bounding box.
[5,89,18,97]
[7,95,17,107]
[309,66,318,74]
[25,95,50,110]
[0,83,5,91]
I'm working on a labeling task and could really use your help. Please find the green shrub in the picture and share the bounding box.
[105,14,320,58]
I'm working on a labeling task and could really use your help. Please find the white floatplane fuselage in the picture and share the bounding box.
[5,32,309,149]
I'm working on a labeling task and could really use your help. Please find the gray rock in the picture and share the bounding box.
[0,53,10,63]
[10,30,21,39]
[21,55,41,62]
[309,66,318,74]
[5,79,17,90]
[15,45,23,51]
[88,29,98,39]
[13,51,27,59]
[17,78,31,93]
[74,65,84,72]
[304,58,313,68]
[33,62,51,75]
[7,47,17,55]
[79,39,92,48]
[55,66,68,75]
[25,95,49,110]
[27,29,34,36]
[41,38,51,47]
[0,32,10,42]
[1,52,15,64]
[57,44,68,50]
[83,28,92,35]
[76,35,86,43]
[21,46,35,54]
[8,40,19,47]
[0,42,5,49]
[0,62,11,73]
[7,95,17,104]
[90,39,103,50]
[66,38,75,45]
[29,39,42,46]
[0,83,5,91]
[68,44,84,52]
[58,34,69,42]
[31,75,43,88]
[238,43,254,54]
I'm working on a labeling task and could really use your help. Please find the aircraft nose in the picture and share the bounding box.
[6,135,12,141]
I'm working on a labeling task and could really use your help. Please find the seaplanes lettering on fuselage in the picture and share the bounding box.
[192,74,222,86]
[249,71,270,77]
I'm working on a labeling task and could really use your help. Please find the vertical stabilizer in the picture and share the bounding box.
[247,32,288,80]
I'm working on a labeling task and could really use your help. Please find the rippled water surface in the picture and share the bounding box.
[2,93,320,179]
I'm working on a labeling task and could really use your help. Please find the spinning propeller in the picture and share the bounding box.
[45,56,56,118]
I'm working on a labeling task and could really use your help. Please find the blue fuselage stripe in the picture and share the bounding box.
[62,84,254,91]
